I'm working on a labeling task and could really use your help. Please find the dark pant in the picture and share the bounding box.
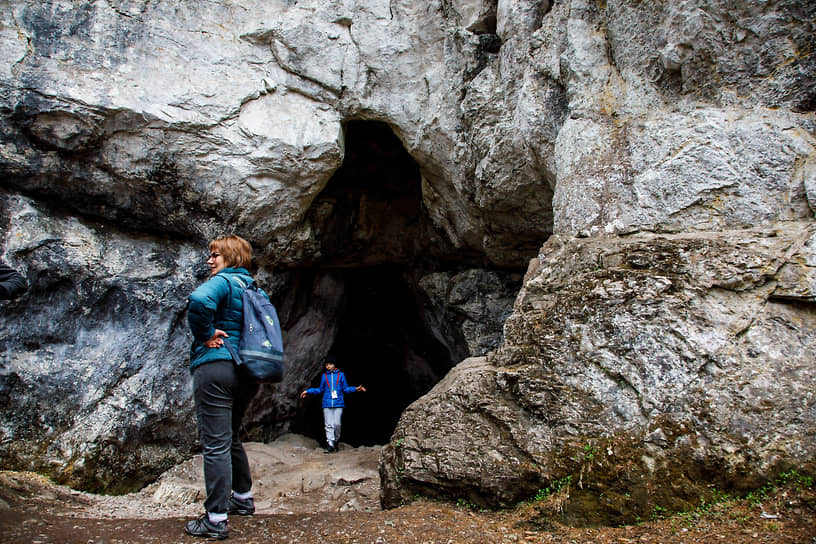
[193,360,259,515]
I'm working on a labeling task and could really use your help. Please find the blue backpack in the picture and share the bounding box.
[222,277,284,383]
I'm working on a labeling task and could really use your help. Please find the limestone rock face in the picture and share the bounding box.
[0,0,814,517]
[381,224,816,523]
[0,194,202,491]
[546,0,816,236]
[0,0,556,265]
[0,0,532,490]
[378,0,816,521]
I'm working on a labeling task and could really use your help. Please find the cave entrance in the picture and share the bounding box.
[284,120,520,447]
[296,265,456,446]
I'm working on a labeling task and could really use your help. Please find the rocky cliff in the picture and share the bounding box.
[377,0,816,524]
[0,0,814,523]
[381,224,816,524]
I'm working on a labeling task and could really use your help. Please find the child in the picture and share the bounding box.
[300,356,366,453]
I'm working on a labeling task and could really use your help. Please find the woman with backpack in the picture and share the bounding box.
[185,235,259,540]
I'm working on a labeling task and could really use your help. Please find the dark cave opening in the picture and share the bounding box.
[293,265,457,447]
[285,119,520,447]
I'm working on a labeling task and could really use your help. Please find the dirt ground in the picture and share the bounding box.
[1,434,813,543]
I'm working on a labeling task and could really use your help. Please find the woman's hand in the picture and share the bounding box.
[299,391,308,399]
[204,329,228,348]
[356,385,366,393]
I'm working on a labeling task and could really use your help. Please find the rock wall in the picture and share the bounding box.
[380,0,816,524]
[0,194,201,491]
[0,0,814,520]
[0,0,536,491]
[1,0,556,265]
[381,224,816,523]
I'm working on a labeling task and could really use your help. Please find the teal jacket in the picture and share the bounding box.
[187,267,254,372]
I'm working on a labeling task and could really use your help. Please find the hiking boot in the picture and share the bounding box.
[184,514,228,540]
[228,495,255,516]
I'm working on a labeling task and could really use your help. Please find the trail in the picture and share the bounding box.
[1,434,813,543]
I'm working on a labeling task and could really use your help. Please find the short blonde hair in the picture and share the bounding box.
[209,235,252,268]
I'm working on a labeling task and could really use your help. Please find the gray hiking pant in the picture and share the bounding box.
[193,360,258,515]
[323,407,343,447]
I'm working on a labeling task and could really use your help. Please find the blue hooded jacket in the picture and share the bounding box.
[187,267,254,372]
[305,368,358,408]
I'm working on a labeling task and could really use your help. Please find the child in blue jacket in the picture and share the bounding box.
[300,356,366,452]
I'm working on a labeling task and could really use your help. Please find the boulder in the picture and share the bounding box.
[381,224,816,524]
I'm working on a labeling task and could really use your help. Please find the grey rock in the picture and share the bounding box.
[0,194,201,491]
[416,268,521,357]
[381,224,816,524]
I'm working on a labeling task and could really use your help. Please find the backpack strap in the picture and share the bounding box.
[215,273,251,313]
[215,274,242,366]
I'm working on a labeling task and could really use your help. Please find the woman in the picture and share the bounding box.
[185,235,259,540]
